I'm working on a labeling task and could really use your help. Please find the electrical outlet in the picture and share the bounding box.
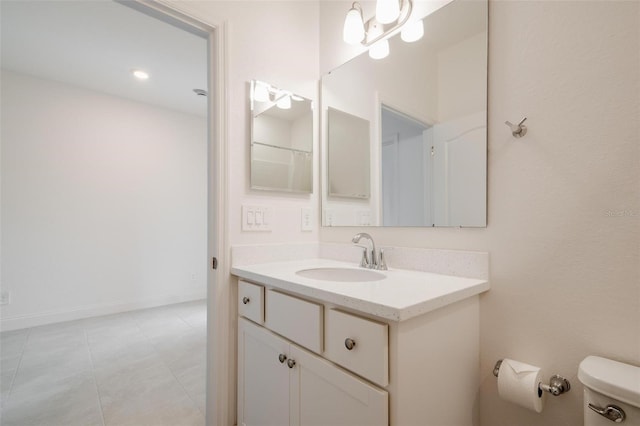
[190,273,196,281]
[0,291,10,305]
[357,210,371,226]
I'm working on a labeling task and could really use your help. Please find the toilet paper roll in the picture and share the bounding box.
[497,359,546,413]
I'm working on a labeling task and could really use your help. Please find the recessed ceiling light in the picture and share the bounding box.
[132,69,149,80]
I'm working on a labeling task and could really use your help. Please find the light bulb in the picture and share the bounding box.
[253,82,270,102]
[276,94,291,109]
[343,4,365,45]
[375,0,400,24]
[369,39,389,59]
[401,20,424,43]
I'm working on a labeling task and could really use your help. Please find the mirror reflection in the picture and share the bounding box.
[321,0,487,227]
[250,80,313,193]
[328,107,371,199]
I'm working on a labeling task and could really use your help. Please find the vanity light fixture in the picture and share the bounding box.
[343,0,420,59]
[251,80,296,110]
[343,3,366,44]
[376,0,400,24]
[131,69,149,80]
[366,22,389,59]
[400,19,424,43]
[276,92,292,110]
[253,81,270,102]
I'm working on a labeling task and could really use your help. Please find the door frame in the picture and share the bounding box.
[121,1,229,425]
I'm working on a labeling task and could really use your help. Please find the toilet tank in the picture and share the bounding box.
[578,356,640,426]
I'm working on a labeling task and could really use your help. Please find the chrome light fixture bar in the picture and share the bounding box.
[343,0,414,48]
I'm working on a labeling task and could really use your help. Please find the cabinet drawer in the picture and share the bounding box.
[238,280,264,324]
[265,290,323,354]
[325,309,389,387]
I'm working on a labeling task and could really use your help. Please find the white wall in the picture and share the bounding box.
[319,1,639,426]
[170,1,320,247]
[0,70,207,330]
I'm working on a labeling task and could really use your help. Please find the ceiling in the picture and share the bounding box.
[1,0,208,116]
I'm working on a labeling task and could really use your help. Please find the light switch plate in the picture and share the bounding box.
[301,208,312,232]
[242,205,272,232]
[324,209,335,226]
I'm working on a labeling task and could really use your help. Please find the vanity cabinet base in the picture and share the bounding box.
[237,278,480,426]
[388,296,480,426]
[238,318,388,426]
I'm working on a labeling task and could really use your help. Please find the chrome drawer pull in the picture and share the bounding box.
[588,403,626,423]
[287,359,296,369]
[242,297,250,304]
[278,354,287,364]
[344,338,356,350]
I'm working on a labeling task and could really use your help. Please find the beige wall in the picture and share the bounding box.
[319,1,639,425]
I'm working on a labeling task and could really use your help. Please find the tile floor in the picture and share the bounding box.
[0,300,207,426]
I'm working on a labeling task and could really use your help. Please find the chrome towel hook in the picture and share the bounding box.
[505,117,527,138]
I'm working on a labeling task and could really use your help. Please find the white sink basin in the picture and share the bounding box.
[295,267,386,282]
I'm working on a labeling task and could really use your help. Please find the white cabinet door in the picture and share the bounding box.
[238,318,290,426]
[289,345,388,426]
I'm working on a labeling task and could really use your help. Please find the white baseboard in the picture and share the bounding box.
[0,292,207,332]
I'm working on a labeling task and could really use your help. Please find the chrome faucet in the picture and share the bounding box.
[351,233,387,270]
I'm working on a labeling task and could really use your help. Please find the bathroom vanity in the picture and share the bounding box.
[232,257,489,426]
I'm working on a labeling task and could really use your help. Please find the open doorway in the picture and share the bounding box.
[380,104,432,226]
[1,1,221,424]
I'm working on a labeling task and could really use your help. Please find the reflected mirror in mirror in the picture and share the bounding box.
[328,107,370,199]
[321,0,487,227]
[250,80,313,193]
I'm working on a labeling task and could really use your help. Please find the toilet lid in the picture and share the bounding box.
[578,356,640,408]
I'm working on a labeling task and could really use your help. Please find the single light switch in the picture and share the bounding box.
[301,208,312,231]
[255,210,263,225]
[324,209,334,226]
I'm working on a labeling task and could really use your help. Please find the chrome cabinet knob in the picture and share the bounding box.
[278,354,287,364]
[287,359,296,369]
[344,338,356,350]
[242,297,250,305]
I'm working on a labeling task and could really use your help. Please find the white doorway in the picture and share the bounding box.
[1,1,225,424]
[380,104,432,226]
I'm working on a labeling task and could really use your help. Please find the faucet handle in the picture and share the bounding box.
[355,245,370,268]
[378,249,388,270]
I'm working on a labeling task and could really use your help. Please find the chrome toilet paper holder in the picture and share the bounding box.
[493,359,571,396]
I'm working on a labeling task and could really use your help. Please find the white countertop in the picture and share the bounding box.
[231,258,489,322]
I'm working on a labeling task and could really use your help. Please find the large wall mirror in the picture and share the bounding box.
[251,80,313,193]
[321,0,487,227]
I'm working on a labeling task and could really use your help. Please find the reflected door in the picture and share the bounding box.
[431,111,487,226]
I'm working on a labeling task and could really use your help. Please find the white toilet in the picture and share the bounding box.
[578,356,640,425]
